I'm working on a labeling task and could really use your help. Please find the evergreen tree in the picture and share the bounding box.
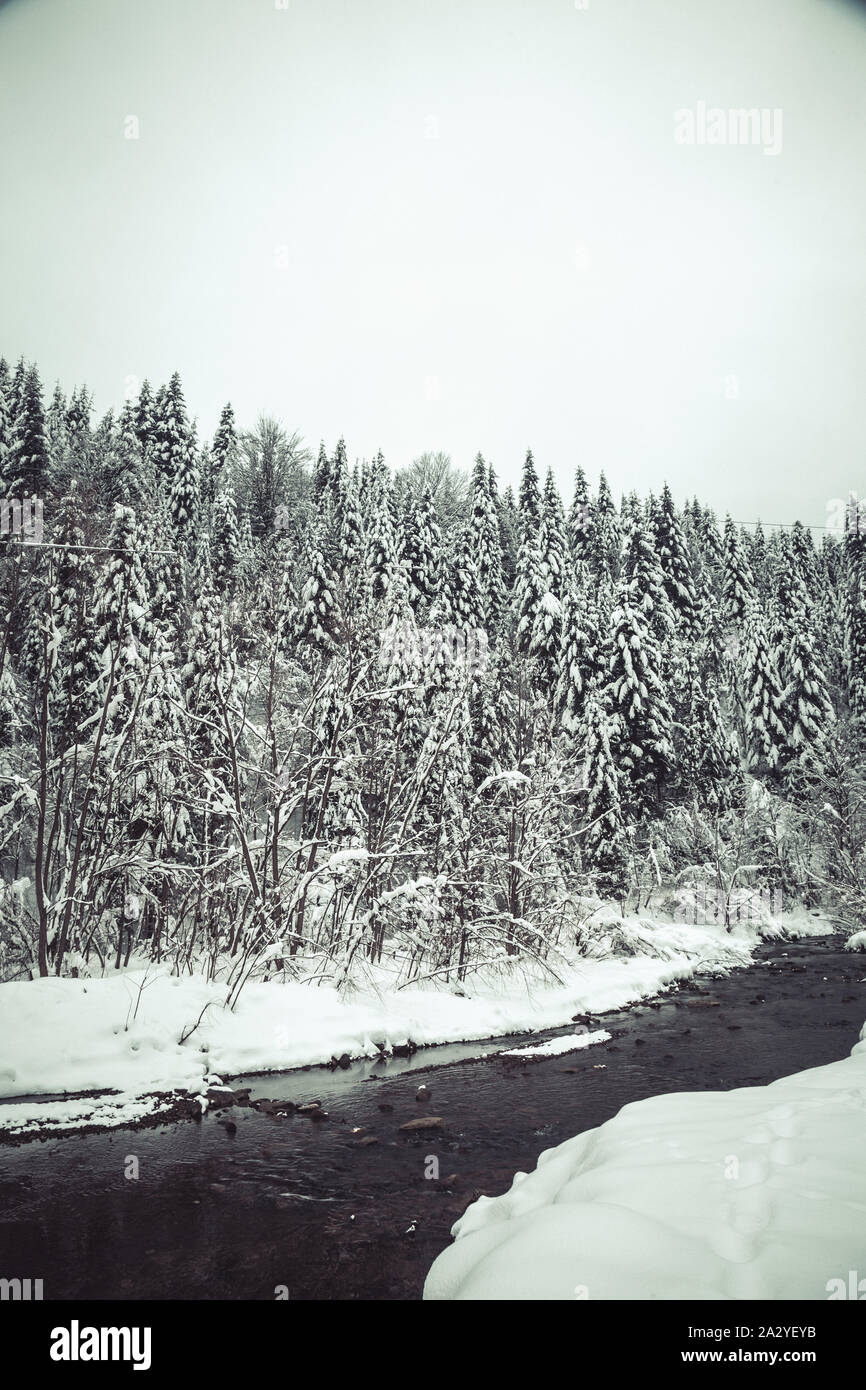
[414,672,475,875]
[528,580,562,696]
[8,364,49,497]
[212,487,241,598]
[675,644,741,810]
[9,358,26,416]
[46,382,69,463]
[471,453,504,631]
[496,481,519,593]
[697,507,725,591]
[378,571,425,768]
[581,696,629,901]
[654,483,700,637]
[440,527,485,632]
[556,568,598,738]
[741,600,788,773]
[540,468,568,602]
[142,505,185,646]
[182,543,236,771]
[785,620,835,768]
[621,489,643,533]
[330,437,349,506]
[722,514,755,625]
[399,498,428,615]
[514,532,546,659]
[518,449,542,541]
[209,402,237,504]
[152,372,191,494]
[586,472,621,584]
[112,403,150,511]
[470,646,515,785]
[768,531,798,693]
[604,592,674,817]
[168,426,201,552]
[296,544,341,656]
[52,494,101,751]
[65,384,92,447]
[790,519,818,595]
[361,463,397,603]
[312,441,331,505]
[568,465,592,562]
[621,514,675,648]
[749,521,770,600]
[94,505,150,657]
[135,379,156,452]
[339,475,366,577]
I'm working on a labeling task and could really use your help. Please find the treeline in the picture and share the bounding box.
[0,357,863,987]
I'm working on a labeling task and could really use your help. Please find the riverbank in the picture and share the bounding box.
[0,909,834,1140]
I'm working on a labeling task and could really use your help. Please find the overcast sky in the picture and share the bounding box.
[2,0,865,529]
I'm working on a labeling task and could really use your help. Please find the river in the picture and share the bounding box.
[0,933,862,1300]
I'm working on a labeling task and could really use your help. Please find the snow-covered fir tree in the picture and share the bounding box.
[296,542,341,656]
[581,695,629,901]
[604,587,674,818]
[722,513,755,626]
[741,598,788,774]
[556,567,599,739]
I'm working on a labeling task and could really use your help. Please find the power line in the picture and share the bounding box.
[732,520,837,534]
[0,540,180,556]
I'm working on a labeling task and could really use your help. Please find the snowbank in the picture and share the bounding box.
[424,1026,866,1301]
[0,1092,179,1135]
[0,911,832,1132]
[499,1030,611,1058]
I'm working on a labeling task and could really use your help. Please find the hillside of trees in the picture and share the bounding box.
[0,358,864,990]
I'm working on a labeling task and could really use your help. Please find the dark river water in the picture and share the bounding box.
[0,934,863,1300]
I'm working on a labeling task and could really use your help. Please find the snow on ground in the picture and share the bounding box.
[499,1030,611,1058]
[0,1093,178,1135]
[424,1025,866,1301]
[0,910,833,1133]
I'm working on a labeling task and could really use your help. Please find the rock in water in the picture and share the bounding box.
[206,1086,236,1106]
[254,1098,296,1115]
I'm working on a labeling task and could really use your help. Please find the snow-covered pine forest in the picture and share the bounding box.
[0,357,864,994]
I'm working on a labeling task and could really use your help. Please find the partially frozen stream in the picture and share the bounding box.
[0,935,862,1300]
